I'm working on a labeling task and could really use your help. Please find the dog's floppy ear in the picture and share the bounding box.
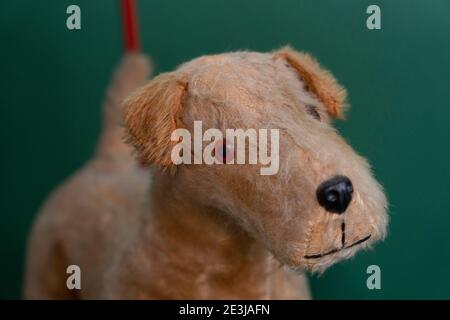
[123,72,188,166]
[273,46,347,118]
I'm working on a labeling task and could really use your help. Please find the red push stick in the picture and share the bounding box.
[121,0,140,52]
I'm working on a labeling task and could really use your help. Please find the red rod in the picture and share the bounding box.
[121,0,140,52]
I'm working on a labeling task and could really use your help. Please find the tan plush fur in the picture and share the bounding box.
[25,48,388,299]
[273,46,347,118]
[123,73,188,166]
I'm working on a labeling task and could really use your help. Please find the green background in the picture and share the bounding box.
[1,0,449,299]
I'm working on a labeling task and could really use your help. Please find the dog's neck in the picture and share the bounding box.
[126,171,308,299]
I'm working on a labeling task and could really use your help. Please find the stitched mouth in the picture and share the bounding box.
[303,234,372,259]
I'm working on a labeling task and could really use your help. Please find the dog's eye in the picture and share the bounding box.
[305,104,321,121]
[214,139,234,164]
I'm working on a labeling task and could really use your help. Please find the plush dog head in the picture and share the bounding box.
[123,47,388,273]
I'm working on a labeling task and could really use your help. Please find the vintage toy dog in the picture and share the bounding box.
[25,47,388,299]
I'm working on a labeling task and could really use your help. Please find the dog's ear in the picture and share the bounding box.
[123,72,188,166]
[273,46,347,118]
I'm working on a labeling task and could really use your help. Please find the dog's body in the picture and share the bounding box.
[25,55,152,298]
[25,48,387,299]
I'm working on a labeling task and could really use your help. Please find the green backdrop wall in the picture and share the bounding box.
[1,0,449,299]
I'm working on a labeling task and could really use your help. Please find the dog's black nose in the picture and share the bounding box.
[316,175,353,214]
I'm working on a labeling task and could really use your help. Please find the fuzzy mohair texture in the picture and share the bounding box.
[25,47,388,299]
